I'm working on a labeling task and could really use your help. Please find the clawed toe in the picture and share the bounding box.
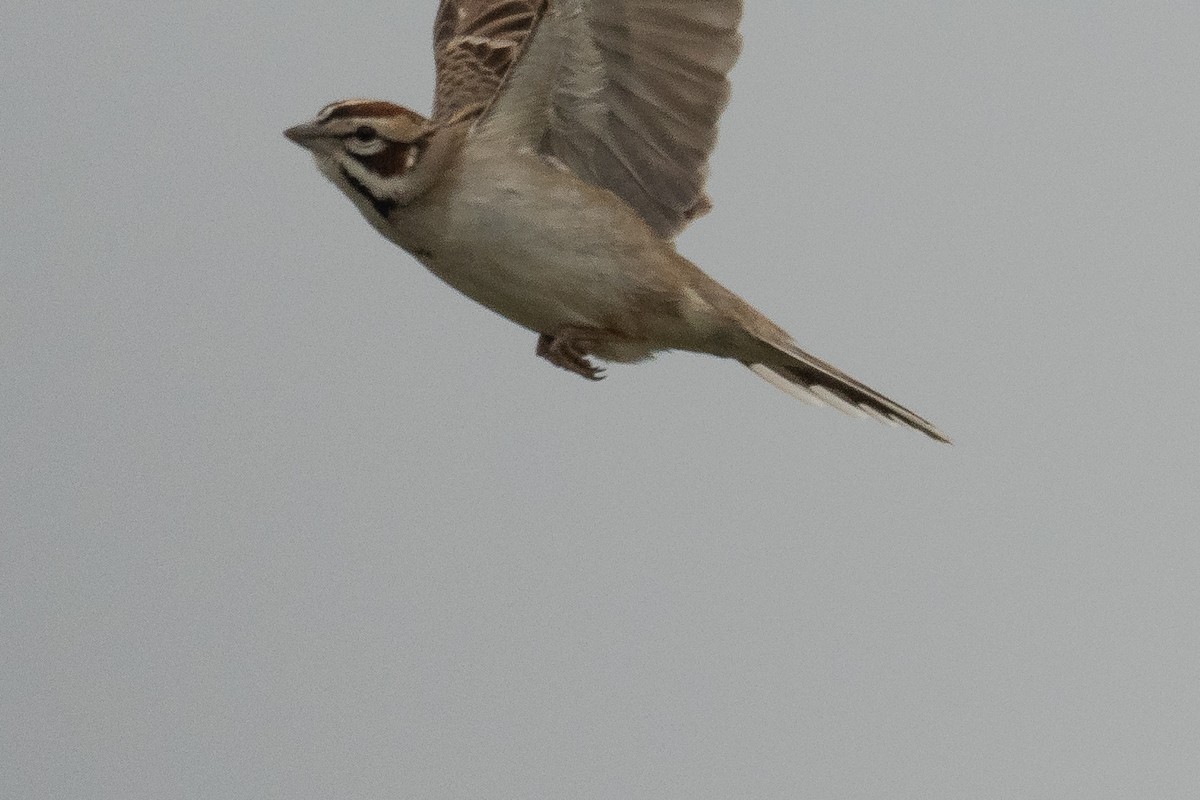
[537,331,606,381]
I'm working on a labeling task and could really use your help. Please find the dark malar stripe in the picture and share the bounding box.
[338,166,397,218]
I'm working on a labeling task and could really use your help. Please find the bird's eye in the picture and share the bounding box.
[353,125,377,142]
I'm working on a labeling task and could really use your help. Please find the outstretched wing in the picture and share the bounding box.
[432,0,547,122]
[469,0,744,239]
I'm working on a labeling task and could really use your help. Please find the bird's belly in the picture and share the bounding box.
[419,242,614,334]
[412,187,663,337]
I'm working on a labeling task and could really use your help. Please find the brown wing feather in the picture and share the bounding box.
[480,0,744,238]
[432,0,546,122]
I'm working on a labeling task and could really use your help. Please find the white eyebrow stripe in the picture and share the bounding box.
[316,98,373,123]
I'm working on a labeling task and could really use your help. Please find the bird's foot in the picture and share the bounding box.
[536,329,607,381]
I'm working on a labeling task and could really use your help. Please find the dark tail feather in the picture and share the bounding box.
[744,338,951,444]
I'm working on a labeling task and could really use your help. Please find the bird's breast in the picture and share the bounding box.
[392,145,686,339]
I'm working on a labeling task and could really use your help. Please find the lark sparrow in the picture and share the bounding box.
[285,0,950,442]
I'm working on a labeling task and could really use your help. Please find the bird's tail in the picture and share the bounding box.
[743,336,951,444]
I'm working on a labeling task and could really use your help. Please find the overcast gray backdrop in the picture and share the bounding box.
[4,2,1199,798]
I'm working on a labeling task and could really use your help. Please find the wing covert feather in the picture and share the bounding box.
[478,0,744,238]
[432,0,546,121]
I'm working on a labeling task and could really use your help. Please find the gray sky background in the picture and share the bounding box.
[4,2,1199,798]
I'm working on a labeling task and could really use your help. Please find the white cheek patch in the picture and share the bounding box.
[337,157,374,186]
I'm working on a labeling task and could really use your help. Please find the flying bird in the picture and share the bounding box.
[284,0,950,442]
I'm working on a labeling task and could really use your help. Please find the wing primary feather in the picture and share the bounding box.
[478,0,744,237]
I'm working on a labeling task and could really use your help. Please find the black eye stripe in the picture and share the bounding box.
[345,140,423,179]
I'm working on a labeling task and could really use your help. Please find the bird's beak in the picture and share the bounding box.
[283,122,324,148]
